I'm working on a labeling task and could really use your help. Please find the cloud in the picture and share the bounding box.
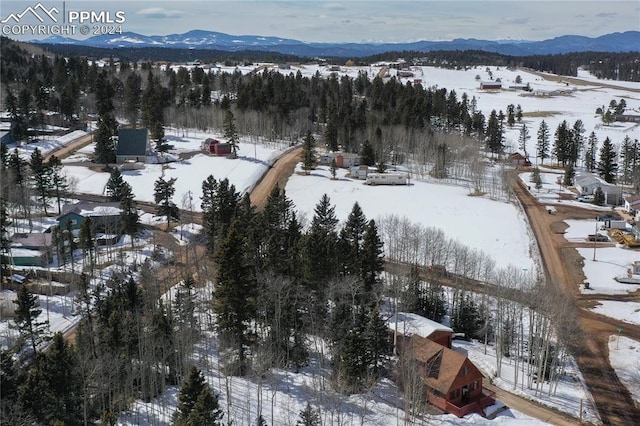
[136,7,185,19]
[500,17,530,25]
[596,12,617,18]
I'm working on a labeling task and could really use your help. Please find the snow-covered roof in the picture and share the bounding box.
[386,312,453,338]
[60,202,122,217]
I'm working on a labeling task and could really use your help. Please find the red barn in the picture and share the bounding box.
[201,138,232,156]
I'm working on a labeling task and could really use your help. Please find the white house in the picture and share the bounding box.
[575,174,622,205]
[624,195,640,215]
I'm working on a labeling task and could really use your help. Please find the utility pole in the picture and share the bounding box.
[592,218,598,261]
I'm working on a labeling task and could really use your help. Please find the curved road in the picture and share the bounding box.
[513,178,640,425]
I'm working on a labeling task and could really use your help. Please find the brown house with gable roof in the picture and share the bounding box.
[388,312,495,417]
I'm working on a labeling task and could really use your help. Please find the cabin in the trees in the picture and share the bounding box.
[201,138,232,156]
[58,202,122,234]
[387,312,495,417]
[116,128,151,164]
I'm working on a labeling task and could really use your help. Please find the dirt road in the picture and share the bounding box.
[513,179,640,425]
[249,147,302,209]
[44,133,93,162]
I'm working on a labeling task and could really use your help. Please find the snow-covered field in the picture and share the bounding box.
[287,164,535,272]
[62,130,292,207]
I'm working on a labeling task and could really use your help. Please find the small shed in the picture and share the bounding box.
[10,233,53,264]
[116,128,150,163]
[350,165,370,180]
[8,248,48,267]
[201,138,232,156]
[509,152,529,167]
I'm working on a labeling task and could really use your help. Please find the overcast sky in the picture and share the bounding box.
[2,0,639,43]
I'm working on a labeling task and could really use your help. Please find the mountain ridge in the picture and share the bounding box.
[32,30,640,57]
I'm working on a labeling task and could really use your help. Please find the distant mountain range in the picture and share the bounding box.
[33,30,639,57]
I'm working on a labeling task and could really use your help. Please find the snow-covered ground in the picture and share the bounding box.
[592,301,640,326]
[62,129,292,207]
[608,336,640,406]
[286,164,535,272]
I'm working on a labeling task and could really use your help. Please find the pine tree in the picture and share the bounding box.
[154,176,180,229]
[569,120,585,166]
[359,219,384,302]
[597,137,618,184]
[78,216,94,268]
[592,186,605,206]
[12,285,49,361]
[536,120,550,165]
[363,305,392,377]
[584,132,598,172]
[223,109,239,156]
[517,123,530,159]
[563,163,575,186]
[301,130,316,173]
[297,403,321,426]
[213,220,257,376]
[360,140,375,166]
[123,72,142,126]
[553,120,570,166]
[485,109,504,156]
[30,147,52,215]
[47,155,67,214]
[0,197,11,283]
[329,158,338,180]
[93,114,117,165]
[120,182,139,250]
[105,167,125,201]
[0,349,19,420]
[533,167,543,190]
[619,135,636,184]
[305,194,339,290]
[35,332,84,425]
[174,366,223,426]
[451,295,482,340]
[339,202,368,277]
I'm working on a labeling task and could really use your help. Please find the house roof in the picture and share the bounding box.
[10,233,53,248]
[387,312,453,339]
[625,195,640,204]
[116,128,149,156]
[409,336,476,394]
[510,152,526,160]
[575,175,603,187]
[60,202,122,218]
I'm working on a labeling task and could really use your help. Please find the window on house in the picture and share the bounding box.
[450,389,459,399]
[462,366,468,376]
[471,381,478,390]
